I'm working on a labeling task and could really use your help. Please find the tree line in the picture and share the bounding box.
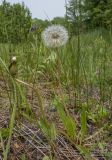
[0,0,31,43]
[0,0,112,44]
[67,0,112,33]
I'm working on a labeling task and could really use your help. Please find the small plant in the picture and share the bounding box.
[53,97,77,141]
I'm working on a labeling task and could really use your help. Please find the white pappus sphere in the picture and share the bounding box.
[41,25,69,48]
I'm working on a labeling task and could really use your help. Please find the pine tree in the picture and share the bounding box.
[66,0,86,34]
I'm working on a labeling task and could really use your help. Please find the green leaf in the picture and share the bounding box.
[20,154,26,160]
[0,128,9,138]
[80,105,87,137]
[39,119,57,141]
[76,145,92,160]
[42,156,50,160]
[54,99,76,140]
[50,123,57,141]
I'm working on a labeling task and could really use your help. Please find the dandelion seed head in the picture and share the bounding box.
[42,25,68,48]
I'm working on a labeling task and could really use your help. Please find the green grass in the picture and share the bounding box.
[0,29,112,159]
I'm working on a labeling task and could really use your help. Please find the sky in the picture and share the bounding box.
[1,0,66,20]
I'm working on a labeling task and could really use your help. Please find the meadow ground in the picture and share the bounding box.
[0,30,112,159]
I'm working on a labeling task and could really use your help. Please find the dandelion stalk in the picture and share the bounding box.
[42,25,69,114]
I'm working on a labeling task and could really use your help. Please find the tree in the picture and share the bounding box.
[51,17,66,25]
[66,0,112,31]
[84,0,112,27]
[66,0,85,34]
[0,0,31,43]
[27,18,50,44]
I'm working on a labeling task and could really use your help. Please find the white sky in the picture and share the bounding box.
[0,0,66,20]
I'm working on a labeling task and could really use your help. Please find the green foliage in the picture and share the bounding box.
[66,0,84,23]
[20,154,27,160]
[28,18,50,45]
[39,118,57,141]
[66,0,86,34]
[0,128,9,138]
[84,0,112,28]
[0,28,111,158]
[0,0,31,43]
[32,18,50,30]
[88,104,109,124]
[53,98,77,140]
[80,104,87,138]
[76,145,91,160]
[42,156,51,160]
[66,0,112,33]
[51,17,66,26]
